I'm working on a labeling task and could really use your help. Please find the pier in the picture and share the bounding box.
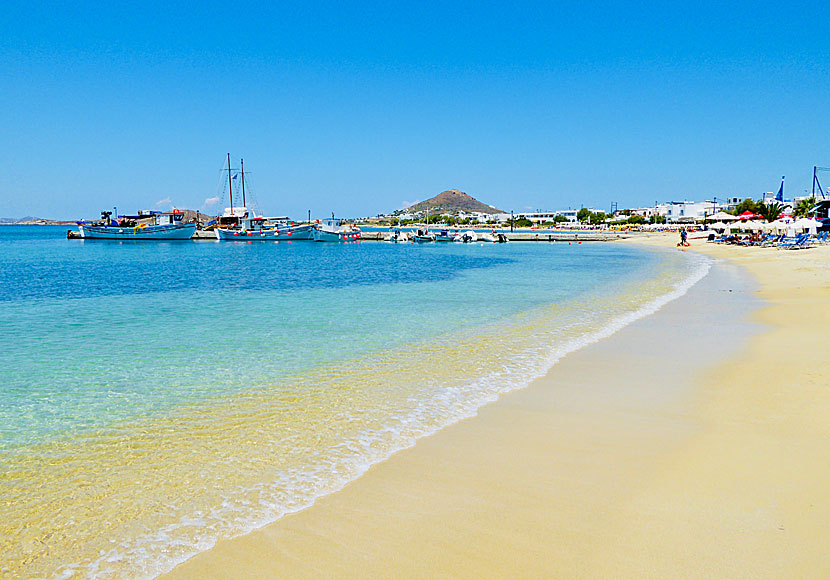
[67,229,627,242]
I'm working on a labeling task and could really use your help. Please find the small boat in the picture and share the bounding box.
[479,232,509,243]
[78,209,196,240]
[434,229,457,242]
[453,230,478,243]
[312,216,362,242]
[412,228,435,242]
[388,229,410,243]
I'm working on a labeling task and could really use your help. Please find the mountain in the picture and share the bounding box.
[401,190,504,215]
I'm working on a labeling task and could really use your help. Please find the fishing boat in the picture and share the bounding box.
[77,209,196,240]
[434,229,457,242]
[452,230,478,243]
[312,216,362,242]
[213,155,316,241]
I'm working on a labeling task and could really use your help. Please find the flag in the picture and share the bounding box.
[776,176,784,201]
[232,173,238,180]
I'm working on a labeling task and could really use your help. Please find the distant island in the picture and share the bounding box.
[0,216,77,225]
[398,190,504,215]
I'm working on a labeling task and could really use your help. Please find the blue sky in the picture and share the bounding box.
[2,1,829,219]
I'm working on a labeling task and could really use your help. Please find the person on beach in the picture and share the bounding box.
[678,227,689,247]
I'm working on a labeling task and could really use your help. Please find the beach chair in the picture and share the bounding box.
[777,234,812,250]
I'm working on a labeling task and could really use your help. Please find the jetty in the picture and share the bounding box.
[68,229,627,242]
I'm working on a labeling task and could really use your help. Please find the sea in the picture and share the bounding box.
[0,225,710,580]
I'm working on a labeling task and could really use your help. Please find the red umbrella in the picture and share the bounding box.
[738,210,760,220]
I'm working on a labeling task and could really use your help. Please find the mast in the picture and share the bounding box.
[227,153,234,214]
[241,158,246,210]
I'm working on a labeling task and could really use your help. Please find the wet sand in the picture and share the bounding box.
[161,236,830,579]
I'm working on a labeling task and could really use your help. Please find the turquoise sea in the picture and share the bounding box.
[0,226,710,580]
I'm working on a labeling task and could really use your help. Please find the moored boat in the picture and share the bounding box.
[312,217,362,242]
[388,229,411,243]
[213,155,316,241]
[452,230,478,243]
[412,228,435,242]
[434,229,457,242]
[78,210,196,240]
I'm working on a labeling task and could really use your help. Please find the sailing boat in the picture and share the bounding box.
[214,154,316,240]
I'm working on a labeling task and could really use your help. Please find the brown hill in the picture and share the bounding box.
[402,190,504,215]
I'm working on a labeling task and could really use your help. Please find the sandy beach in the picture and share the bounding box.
[162,235,830,579]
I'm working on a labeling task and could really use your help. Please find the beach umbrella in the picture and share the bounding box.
[794,217,819,235]
[739,220,762,231]
[710,221,727,230]
[708,211,739,222]
[737,210,759,220]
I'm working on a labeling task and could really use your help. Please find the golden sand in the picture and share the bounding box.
[162,235,830,579]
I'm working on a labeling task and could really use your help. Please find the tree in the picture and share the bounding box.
[730,198,763,216]
[757,201,782,223]
[649,215,666,224]
[793,198,816,218]
[576,208,591,222]
[588,211,607,225]
[553,215,569,223]
[627,215,646,224]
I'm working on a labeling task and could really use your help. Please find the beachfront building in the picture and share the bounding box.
[516,210,580,223]
[663,201,712,223]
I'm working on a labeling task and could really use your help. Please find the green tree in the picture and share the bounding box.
[793,198,816,218]
[588,212,607,225]
[729,198,763,216]
[757,201,782,222]
[576,208,591,222]
[553,214,569,223]
[627,215,646,224]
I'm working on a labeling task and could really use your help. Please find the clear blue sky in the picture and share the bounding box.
[2,1,829,219]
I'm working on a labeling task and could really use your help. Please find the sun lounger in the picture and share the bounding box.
[777,234,813,250]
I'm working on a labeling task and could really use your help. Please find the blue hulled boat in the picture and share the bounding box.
[78,210,196,240]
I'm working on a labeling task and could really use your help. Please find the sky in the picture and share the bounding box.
[1,1,829,219]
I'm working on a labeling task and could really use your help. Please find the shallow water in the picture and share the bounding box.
[0,226,709,579]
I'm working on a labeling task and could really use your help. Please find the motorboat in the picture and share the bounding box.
[388,229,411,243]
[452,230,478,243]
[412,228,435,242]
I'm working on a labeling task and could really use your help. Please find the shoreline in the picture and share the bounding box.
[158,234,830,578]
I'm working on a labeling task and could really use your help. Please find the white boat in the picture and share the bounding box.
[78,210,196,240]
[388,229,411,243]
[452,230,478,243]
[312,217,362,242]
[479,232,508,243]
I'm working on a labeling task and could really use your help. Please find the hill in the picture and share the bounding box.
[402,190,504,215]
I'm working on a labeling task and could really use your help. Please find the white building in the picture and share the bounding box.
[664,201,713,223]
